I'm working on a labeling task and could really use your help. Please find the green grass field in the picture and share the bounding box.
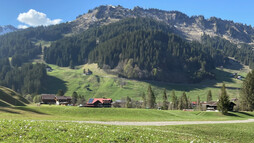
[44,58,250,102]
[1,106,254,142]
[1,106,254,121]
[0,119,253,142]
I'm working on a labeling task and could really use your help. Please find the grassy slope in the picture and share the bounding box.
[45,58,249,102]
[0,86,29,107]
[0,106,253,121]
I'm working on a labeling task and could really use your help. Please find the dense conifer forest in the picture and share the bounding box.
[44,18,227,82]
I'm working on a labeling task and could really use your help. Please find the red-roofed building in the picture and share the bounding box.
[85,98,112,107]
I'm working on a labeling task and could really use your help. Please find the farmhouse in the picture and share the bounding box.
[41,94,56,104]
[55,96,72,105]
[85,98,112,107]
[202,101,236,111]
[41,94,72,105]
[203,101,218,111]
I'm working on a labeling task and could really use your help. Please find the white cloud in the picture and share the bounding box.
[18,25,28,29]
[17,9,62,27]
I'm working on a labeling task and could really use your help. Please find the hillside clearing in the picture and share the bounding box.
[45,57,249,102]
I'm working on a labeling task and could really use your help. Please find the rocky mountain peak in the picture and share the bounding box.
[72,5,254,44]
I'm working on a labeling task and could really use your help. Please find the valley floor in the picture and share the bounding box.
[1,106,254,142]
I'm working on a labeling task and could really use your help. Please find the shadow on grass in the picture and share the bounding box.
[237,112,254,117]
[43,75,67,94]
[13,107,48,115]
[142,69,234,92]
[224,59,244,71]
[0,108,20,114]
[226,112,241,117]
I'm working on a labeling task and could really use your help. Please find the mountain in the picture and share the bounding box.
[0,5,254,94]
[0,25,17,35]
[73,5,254,44]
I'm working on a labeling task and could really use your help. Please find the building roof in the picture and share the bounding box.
[87,98,112,104]
[55,96,72,100]
[41,94,56,100]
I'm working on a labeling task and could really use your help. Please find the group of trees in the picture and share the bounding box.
[71,92,86,105]
[0,62,47,94]
[202,34,254,69]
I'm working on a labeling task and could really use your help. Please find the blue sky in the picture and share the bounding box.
[1,0,253,28]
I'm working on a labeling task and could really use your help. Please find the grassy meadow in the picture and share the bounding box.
[0,119,254,142]
[0,105,254,121]
[1,106,254,142]
[44,58,250,102]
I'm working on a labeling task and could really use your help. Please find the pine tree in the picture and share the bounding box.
[178,96,183,110]
[182,92,188,109]
[57,89,64,96]
[217,83,230,114]
[142,92,147,108]
[147,85,156,109]
[72,92,78,105]
[171,90,178,110]
[197,96,201,111]
[207,90,212,102]
[126,96,132,108]
[162,89,168,110]
[240,70,254,111]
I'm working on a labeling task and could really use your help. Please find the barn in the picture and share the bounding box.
[85,98,112,107]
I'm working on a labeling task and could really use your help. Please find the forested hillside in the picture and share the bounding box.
[44,18,226,82]
[0,58,47,94]
[201,34,254,69]
[0,5,254,95]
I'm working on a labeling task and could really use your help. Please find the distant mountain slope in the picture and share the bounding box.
[73,5,254,44]
[45,18,226,83]
[0,25,17,35]
[0,86,29,106]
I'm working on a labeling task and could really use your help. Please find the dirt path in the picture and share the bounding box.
[73,119,254,126]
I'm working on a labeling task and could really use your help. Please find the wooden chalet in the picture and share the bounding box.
[55,96,72,105]
[203,101,236,111]
[41,94,56,104]
[41,94,72,105]
[85,98,112,107]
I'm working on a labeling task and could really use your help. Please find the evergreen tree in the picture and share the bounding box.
[162,89,168,110]
[178,96,183,110]
[57,89,64,96]
[142,92,147,108]
[147,85,156,109]
[217,83,230,114]
[77,95,86,105]
[126,96,132,108]
[207,90,213,102]
[240,70,254,111]
[197,96,201,111]
[182,92,188,109]
[171,90,178,110]
[72,92,78,105]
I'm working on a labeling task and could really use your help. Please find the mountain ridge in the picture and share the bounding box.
[72,5,254,44]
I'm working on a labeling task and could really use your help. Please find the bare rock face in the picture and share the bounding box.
[0,25,17,35]
[72,5,254,44]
